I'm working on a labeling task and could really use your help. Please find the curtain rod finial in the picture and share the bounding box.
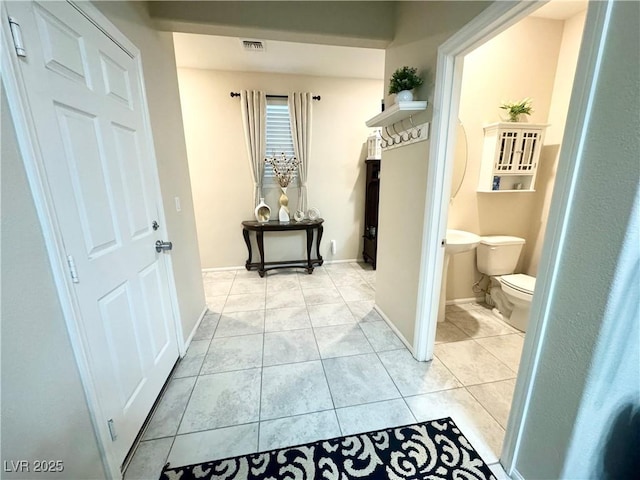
[230,92,241,98]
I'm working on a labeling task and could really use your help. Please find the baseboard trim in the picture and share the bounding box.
[202,266,244,272]
[510,467,525,480]
[373,305,415,355]
[201,259,361,273]
[324,258,359,264]
[445,296,485,305]
[183,306,208,355]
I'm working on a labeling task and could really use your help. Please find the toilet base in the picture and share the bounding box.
[488,278,513,318]
[505,304,529,332]
[488,277,529,332]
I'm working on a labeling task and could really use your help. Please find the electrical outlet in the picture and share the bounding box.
[174,196,181,212]
[330,240,336,255]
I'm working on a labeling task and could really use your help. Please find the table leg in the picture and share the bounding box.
[306,228,314,274]
[257,230,265,277]
[242,228,252,270]
[316,225,324,265]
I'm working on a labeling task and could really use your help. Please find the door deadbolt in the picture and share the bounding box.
[155,240,173,253]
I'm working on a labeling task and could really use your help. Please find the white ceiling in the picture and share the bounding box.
[173,33,385,80]
[531,0,588,20]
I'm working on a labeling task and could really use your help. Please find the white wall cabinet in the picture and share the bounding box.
[477,122,548,192]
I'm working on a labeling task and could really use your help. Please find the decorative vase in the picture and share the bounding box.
[293,210,305,222]
[396,90,414,102]
[254,197,271,223]
[278,187,290,223]
[508,113,528,122]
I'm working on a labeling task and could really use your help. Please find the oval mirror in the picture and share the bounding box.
[451,120,468,200]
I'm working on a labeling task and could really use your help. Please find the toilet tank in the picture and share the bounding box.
[477,236,526,276]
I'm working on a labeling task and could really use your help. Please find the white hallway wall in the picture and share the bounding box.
[177,68,383,268]
[516,1,640,476]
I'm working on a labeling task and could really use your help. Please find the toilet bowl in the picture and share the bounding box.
[499,273,535,332]
[476,235,536,332]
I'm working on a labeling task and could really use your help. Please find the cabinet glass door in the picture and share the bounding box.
[514,130,541,172]
[495,129,520,172]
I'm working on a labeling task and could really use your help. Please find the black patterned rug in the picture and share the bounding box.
[160,417,496,480]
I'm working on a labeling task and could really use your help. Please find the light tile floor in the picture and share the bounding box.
[125,262,519,479]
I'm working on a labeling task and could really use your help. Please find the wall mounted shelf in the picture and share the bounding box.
[477,122,549,192]
[365,101,427,127]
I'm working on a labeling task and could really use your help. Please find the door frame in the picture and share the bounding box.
[413,0,613,475]
[1,2,185,477]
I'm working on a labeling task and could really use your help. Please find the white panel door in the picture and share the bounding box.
[6,1,180,467]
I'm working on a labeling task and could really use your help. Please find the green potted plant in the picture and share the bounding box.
[389,66,424,102]
[500,98,533,122]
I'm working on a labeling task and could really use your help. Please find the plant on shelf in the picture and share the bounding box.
[388,66,424,102]
[264,152,300,188]
[500,98,534,122]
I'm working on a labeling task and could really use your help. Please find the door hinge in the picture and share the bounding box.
[107,419,117,441]
[8,16,27,58]
[67,255,79,283]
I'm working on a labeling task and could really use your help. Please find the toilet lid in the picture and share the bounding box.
[501,274,536,294]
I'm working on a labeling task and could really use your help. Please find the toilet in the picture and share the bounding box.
[476,235,535,332]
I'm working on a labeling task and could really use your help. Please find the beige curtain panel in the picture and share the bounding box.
[288,92,313,213]
[240,90,267,207]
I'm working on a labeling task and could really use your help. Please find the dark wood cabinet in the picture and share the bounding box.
[362,159,380,269]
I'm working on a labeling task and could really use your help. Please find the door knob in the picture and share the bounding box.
[155,240,173,253]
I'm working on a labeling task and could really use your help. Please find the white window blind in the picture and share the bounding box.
[265,97,296,183]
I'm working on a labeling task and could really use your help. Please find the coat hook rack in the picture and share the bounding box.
[379,115,429,152]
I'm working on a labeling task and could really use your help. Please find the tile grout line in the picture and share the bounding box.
[303,284,343,435]
[464,383,511,432]
[430,350,468,390]
[306,272,342,435]
[256,312,265,454]
[157,274,230,474]
[466,337,520,376]
[332,273,419,428]
[365,336,418,426]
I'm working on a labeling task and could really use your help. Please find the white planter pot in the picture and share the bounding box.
[396,90,414,102]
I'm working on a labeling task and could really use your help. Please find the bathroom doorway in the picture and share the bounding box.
[412,0,592,474]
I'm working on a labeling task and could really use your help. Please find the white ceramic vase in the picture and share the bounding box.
[278,187,290,223]
[396,90,414,102]
[254,197,271,223]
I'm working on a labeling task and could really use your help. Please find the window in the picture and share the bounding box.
[265,97,296,184]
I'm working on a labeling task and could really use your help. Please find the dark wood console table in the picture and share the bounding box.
[241,219,324,277]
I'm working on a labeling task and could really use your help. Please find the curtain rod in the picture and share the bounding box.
[230,92,321,101]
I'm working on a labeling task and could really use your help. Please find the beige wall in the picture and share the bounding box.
[177,68,383,268]
[375,142,430,343]
[446,13,584,300]
[376,1,489,346]
[1,83,106,479]
[525,11,586,276]
[94,2,205,341]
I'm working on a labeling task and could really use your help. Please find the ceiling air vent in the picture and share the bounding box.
[241,40,265,52]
